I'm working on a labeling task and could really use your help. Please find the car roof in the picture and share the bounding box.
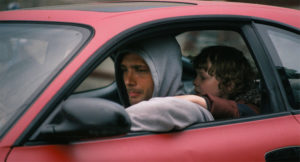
[0,0,299,29]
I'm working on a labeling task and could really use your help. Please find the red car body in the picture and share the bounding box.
[0,1,300,161]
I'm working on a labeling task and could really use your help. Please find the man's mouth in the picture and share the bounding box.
[128,89,142,98]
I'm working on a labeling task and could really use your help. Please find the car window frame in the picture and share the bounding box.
[18,15,292,146]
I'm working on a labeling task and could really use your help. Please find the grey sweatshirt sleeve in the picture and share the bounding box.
[126,97,214,132]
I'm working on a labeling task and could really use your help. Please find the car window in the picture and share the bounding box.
[255,24,300,109]
[0,23,91,134]
[75,57,115,92]
[76,30,261,113]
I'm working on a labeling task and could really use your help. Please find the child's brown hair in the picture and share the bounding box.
[193,46,256,100]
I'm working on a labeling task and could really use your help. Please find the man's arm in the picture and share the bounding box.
[175,95,208,109]
[126,97,214,132]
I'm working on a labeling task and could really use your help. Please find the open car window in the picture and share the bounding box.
[75,29,262,117]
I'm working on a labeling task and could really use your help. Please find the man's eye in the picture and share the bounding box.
[134,66,149,73]
[196,72,205,80]
[120,67,127,72]
[137,69,148,72]
[197,74,207,81]
[200,76,206,80]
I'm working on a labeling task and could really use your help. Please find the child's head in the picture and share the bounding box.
[193,46,255,100]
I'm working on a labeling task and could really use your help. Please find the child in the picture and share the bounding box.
[177,46,260,119]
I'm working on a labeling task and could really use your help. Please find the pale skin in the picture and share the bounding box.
[120,53,154,105]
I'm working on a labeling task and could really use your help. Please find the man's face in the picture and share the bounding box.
[121,53,154,105]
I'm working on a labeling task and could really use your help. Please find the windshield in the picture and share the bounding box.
[0,23,91,134]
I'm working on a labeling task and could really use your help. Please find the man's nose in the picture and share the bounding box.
[124,71,136,86]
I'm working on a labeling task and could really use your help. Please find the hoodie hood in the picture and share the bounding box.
[115,36,184,107]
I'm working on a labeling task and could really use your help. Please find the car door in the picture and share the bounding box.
[253,22,300,161]
[6,17,300,162]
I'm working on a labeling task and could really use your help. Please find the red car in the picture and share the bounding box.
[0,1,300,161]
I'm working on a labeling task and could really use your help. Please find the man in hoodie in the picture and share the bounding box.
[114,36,213,132]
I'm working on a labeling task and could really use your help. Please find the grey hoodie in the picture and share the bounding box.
[115,36,185,107]
[115,36,213,132]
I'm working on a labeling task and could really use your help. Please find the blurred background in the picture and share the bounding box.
[1,0,300,10]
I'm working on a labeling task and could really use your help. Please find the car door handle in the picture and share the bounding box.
[265,146,300,162]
